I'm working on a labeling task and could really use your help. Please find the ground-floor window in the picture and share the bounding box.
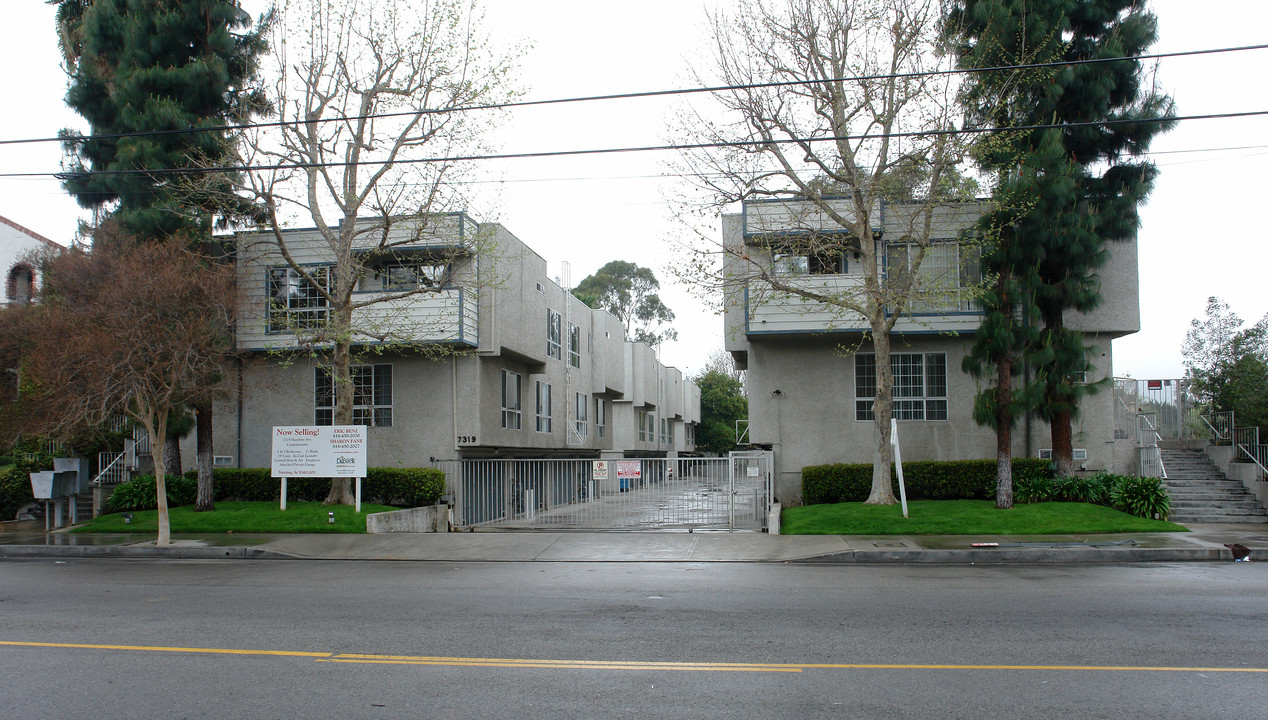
[315,364,392,427]
[855,352,947,421]
[536,381,552,433]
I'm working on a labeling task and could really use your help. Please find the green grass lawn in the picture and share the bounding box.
[71,501,398,534]
[781,500,1187,535]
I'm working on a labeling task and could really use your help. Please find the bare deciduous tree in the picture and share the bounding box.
[674,0,969,504]
[16,236,236,545]
[234,0,517,504]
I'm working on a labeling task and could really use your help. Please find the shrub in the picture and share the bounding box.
[1110,475,1172,520]
[365,467,446,508]
[106,474,198,512]
[801,458,1052,505]
[0,466,36,521]
[1053,472,1112,505]
[208,467,445,508]
[1013,468,1056,504]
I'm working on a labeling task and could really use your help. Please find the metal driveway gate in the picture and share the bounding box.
[436,452,773,531]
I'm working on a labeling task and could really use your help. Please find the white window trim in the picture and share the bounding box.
[535,381,552,433]
[316,364,392,427]
[855,352,948,422]
[501,370,522,430]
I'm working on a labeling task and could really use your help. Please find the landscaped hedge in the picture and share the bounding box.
[802,458,1053,505]
[802,461,1172,520]
[0,466,36,521]
[105,467,446,512]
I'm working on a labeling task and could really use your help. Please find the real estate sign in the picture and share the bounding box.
[271,426,367,478]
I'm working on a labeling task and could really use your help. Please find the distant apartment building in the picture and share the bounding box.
[214,214,699,468]
[724,198,1141,504]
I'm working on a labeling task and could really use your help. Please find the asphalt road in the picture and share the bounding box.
[2,559,1266,719]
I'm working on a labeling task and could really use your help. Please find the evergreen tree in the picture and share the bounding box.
[59,0,270,242]
[57,0,270,511]
[949,0,1174,478]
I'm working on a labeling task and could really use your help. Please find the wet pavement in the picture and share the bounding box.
[2,521,1266,563]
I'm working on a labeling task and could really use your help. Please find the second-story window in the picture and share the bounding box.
[381,262,449,290]
[595,398,607,439]
[269,266,332,332]
[535,381,552,433]
[501,370,521,429]
[886,242,981,313]
[546,309,562,360]
[567,322,581,368]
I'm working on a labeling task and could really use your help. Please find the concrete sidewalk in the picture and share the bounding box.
[2,522,1266,563]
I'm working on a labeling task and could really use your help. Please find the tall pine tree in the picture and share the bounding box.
[57,0,270,510]
[60,0,269,242]
[949,0,1174,480]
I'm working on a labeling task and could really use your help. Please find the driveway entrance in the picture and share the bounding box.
[436,453,773,531]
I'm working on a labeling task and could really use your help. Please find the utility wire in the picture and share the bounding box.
[1,42,1264,148]
[4,109,1260,181]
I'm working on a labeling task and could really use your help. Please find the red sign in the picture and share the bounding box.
[1147,380,1162,390]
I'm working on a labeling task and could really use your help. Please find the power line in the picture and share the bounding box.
[4,109,1260,181]
[7,141,1266,189]
[2,42,1264,149]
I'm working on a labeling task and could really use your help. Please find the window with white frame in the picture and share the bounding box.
[574,392,588,440]
[567,322,581,368]
[315,364,392,427]
[535,381,552,433]
[855,353,947,421]
[546,309,562,360]
[660,418,671,446]
[638,410,648,441]
[595,397,607,438]
[885,242,981,313]
[269,266,332,331]
[501,370,521,429]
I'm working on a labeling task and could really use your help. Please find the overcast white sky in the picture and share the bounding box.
[1,0,1265,380]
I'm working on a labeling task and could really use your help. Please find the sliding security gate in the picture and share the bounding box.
[436,453,773,531]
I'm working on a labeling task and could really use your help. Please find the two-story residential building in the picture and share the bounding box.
[725,198,1140,505]
[214,214,699,469]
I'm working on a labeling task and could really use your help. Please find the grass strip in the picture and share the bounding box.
[781,500,1187,535]
[70,501,398,534]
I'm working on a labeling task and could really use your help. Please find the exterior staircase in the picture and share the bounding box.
[1160,449,1268,523]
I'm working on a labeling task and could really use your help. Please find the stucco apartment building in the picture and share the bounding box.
[725,198,1140,505]
[214,213,700,469]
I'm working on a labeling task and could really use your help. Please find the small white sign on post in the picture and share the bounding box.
[891,418,909,519]
[271,426,367,511]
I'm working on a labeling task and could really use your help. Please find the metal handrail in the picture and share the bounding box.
[92,451,128,486]
[1236,445,1268,480]
[735,419,750,445]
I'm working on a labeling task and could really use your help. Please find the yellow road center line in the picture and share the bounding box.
[4,641,1267,674]
[0,640,331,658]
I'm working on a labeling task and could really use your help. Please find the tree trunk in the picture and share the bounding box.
[1051,406,1075,477]
[324,300,356,505]
[149,414,171,546]
[865,321,897,505]
[995,359,1014,510]
[195,400,214,512]
[163,435,181,478]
